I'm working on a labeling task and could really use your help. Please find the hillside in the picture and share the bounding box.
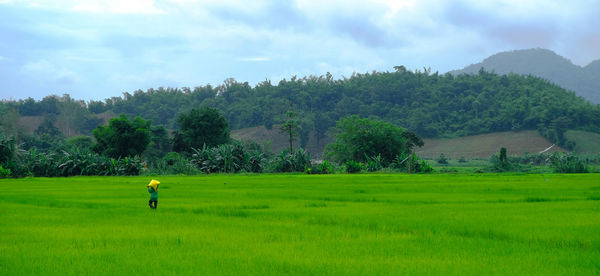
[231,125,333,159]
[415,130,567,159]
[450,48,600,104]
[565,130,600,154]
[232,127,600,159]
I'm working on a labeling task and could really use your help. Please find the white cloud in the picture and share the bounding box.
[5,0,163,14]
[1,0,600,100]
[238,57,271,62]
[21,59,81,85]
[71,0,164,14]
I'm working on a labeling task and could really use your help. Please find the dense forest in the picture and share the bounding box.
[2,68,600,150]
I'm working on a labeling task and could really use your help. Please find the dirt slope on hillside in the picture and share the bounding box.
[233,127,573,159]
[415,131,567,159]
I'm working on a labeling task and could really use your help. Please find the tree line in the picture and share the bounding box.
[0,107,432,177]
[2,67,600,151]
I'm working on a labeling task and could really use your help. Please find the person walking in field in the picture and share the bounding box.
[147,179,160,209]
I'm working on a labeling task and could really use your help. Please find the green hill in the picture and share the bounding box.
[3,64,600,153]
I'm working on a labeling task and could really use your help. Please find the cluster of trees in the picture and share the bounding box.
[84,69,600,148]
[1,104,430,177]
[3,67,599,151]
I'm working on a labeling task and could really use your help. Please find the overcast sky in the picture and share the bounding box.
[1,0,599,101]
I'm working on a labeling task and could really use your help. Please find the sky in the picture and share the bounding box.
[1,0,599,101]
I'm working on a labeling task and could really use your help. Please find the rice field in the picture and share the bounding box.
[1,174,599,275]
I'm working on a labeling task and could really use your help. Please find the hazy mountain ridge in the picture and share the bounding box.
[450,48,600,104]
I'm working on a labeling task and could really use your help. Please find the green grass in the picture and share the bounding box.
[1,174,599,275]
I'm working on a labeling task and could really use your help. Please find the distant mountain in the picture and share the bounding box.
[450,48,600,104]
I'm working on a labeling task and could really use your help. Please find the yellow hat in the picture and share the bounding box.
[147,179,160,190]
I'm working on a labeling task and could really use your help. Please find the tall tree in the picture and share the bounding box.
[92,115,151,158]
[173,108,230,153]
[325,115,423,166]
[279,111,300,152]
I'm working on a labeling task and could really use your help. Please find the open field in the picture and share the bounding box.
[1,174,599,275]
[416,130,568,159]
[566,130,600,154]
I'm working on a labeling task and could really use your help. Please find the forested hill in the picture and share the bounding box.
[2,68,600,150]
[450,48,600,104]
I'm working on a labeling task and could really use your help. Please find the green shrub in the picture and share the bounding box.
[549,152,588,173]
[365,154,383,172]
[191,142,267,174]
[489,147,512,172]
[147,152,198,175]
[271,149,311,173]
[0,165,11,178]
[437,153,448,164]
[393,153,432,173]
[14,147,144,177]
[345,160,363,173]
[307,160,334,174]
[458,156,467,163]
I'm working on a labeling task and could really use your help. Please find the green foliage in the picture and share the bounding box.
[0,135,17,165]
[345,160,363,173]
[549,152,588,173]
[34,116,64,138]
[191,142,267,174]
[270,149,311,173]
[321,160,334,174]
[279,111,300,152]
[326,116,423,167]
[394,153,433,173]
[309,160,334,174]
[20,133,66,152]
[12,147,143,177]
[4,69,600,149]
[489,147,513,172]
[144,125,171,160]
[147,152,199,175]
[173,108,230,153]
[458,156,467,163]
[0,165,11,178]
[66,136,94,150]
[92,115,151,158]
[437,153,449,164]
[365,154,383,172]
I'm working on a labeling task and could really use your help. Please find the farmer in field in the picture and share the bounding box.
[147,179,160,209]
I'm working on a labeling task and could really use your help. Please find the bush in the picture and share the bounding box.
[489,147,512,172]
[549,152,588,173]
[191,142,267,174]
[0,165,11,178]
[458,156,467,163]
[365,154,383,172]
[11,147,144,177]
[147,153,198,175]
[393,153,433,173]
[307,160,334,174]
[437,153,448,164]
[271,149,311,173]
[345,160,363,173]
[325,116,423,167]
